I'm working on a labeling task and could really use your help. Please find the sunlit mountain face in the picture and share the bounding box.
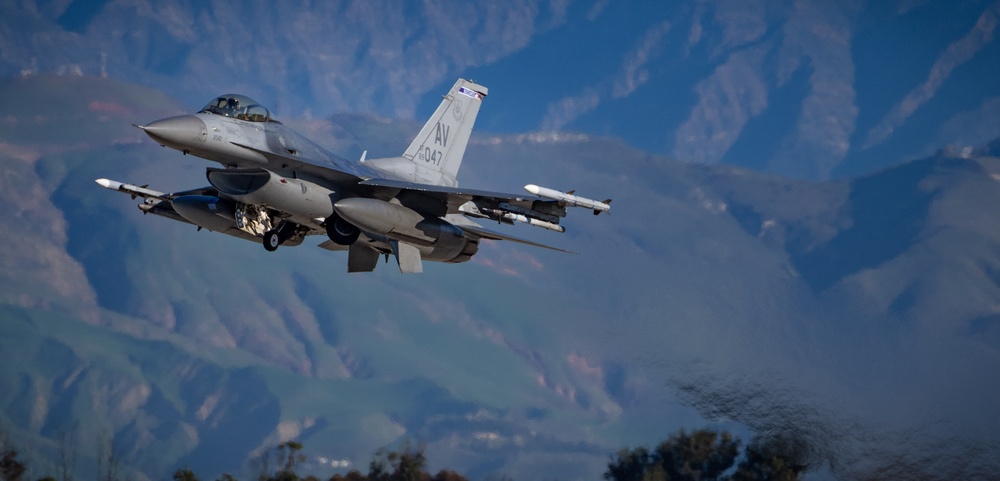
[3,1,999,180]
[2,1,1000,480]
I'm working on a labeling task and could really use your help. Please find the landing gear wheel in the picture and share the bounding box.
[326,216,360,245]
[263,230,282,252]
[264,221,298,252]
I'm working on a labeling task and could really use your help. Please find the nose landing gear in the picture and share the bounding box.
[262,221,299,252]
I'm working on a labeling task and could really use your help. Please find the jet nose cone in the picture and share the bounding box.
[139,115,207,148]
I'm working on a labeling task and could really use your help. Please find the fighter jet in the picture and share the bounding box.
[96,79,611,273]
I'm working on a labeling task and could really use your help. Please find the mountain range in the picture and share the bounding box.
[1,75,998,480]
[1,0,999,181]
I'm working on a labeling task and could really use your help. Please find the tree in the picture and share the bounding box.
[278,442,306,473]
[57,424,78,481]
[367,447,426,481]
[728,439,808,481]
[0,426,25,481]
[603,446,652,481]
[328,471,366,481]
[605,429,807,481]
[272,442,306,481]
[654,429,739,480]
[173,468,200,481]
[0,450,26,481]
[94,430,120,481]
[255,441,307,481]
[429,470,468,481]
[362,446,467,481]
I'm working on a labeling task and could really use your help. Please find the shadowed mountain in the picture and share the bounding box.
[1,76,998,480]
[791,158,942,292]
[3,1,1000,180]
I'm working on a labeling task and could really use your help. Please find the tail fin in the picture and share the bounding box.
[402,79,488,185]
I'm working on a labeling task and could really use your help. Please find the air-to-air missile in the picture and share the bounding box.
[523,184,611,215]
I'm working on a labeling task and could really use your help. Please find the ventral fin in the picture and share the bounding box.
[347,244,379,273]
[391,240,423,274]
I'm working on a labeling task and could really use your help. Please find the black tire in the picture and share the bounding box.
[326,216,360,245]
[263,230,281,251]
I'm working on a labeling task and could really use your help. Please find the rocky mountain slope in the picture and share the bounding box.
[2,0,999,180]
[0,76,998,480]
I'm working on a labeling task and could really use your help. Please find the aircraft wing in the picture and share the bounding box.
[358,178,564,218]
[359,178,543,202]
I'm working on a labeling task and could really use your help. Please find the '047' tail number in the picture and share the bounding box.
[419,147,443,166]
[417,121,450,166]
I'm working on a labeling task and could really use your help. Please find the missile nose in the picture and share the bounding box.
[139,115,207,148]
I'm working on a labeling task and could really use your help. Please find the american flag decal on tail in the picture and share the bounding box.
[458,87,483,100]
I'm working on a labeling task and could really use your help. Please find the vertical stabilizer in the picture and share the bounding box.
[401,79,487,185]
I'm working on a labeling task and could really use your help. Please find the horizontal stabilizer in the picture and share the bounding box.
[459,225,576,254]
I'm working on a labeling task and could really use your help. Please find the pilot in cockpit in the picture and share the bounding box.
[200,95,273,122]
[225,97,240,116]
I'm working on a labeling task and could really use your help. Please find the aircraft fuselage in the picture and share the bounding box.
[140,112,373,180]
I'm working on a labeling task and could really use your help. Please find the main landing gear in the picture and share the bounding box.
[325,215,360,245]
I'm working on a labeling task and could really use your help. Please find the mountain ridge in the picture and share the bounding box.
[0,75,998,480]
[4,1,1000,180]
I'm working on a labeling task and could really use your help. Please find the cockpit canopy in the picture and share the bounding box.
[199,94,277,123]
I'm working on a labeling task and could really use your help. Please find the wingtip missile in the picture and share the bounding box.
[524,184,611,214]
[95,178,168,200]
[95,178,119,190]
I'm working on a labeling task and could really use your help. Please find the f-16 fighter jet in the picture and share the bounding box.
[97,79,610,273]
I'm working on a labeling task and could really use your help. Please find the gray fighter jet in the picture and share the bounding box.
[97,79,610,273]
